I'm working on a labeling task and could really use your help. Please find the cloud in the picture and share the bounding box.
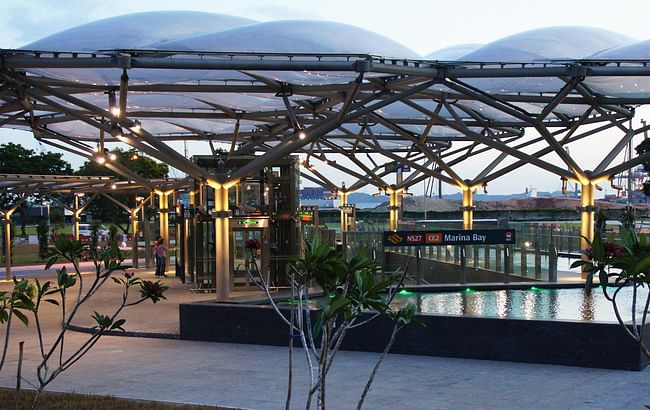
[236,4,322,21]
[0,1,110,47]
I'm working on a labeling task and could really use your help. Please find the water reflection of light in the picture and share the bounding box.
[548,290,559,319]
[580,291,595,320]
[495,290,510,318]
[467,291,486,316]
[521,291,541,320]
[388,287,649,321]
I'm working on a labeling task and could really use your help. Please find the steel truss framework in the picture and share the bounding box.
[1,50,650,292]
[1,51,649,196]
[0,50,650,227]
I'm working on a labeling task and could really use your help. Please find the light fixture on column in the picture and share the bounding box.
[482,182,488,194]
[107,89,120,118]
[561,177,568,195]
[298,128,307,140]
[94,153,106,165]
[130,119,142,132]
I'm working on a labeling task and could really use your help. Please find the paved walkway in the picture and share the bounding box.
[0,264,648,409]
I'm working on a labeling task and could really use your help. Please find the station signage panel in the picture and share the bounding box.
[383,229,516,247]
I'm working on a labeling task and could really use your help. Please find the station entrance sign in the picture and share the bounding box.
[383,229,515,247]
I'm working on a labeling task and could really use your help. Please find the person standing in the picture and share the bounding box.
[154,237,167,277]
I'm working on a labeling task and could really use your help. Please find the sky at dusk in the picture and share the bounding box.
[1,0,649,195]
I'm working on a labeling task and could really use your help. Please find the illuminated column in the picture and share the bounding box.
[131,208,139,268]
[580,182,595,278]
[389,189,401,231]
[157,191,170,272]
[462,187,474,230]
[213,184,231,300]
[339,190,349,232]
[73,194,81,241]
[4,212,12,279]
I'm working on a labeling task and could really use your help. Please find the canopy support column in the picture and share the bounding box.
[339,189,349,232]
[73,194,81,241]
[157,190,171,272]
[4,213,12,280]
[131,208,139,268]
[213,184,231,301]
[462,187,474,230]
[388,188,402,231]
[580,182,595,279]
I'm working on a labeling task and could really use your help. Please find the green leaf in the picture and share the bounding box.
[12,309,29,326]
[634,255,650,275]
[620,226,637,252]
[323,297,351,319]
[591,233,605,262]
[110,318,126,331]
[44,299,60,306]
[45,256,59,270]
[57,267,68,287]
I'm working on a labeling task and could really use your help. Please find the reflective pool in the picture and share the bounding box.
[391,287,650,322]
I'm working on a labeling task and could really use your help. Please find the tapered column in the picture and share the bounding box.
[339,190,349,232]
[580,182,595,278]
[388,189,402,231]
[131,208,139,268]
[157,191,170,272]
[73,194,81,241]
[4,213,12,279]
[213,185,231,300]
[462,187,474,230]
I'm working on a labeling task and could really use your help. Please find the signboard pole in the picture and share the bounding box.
[504,246,510,283]
[416,248,421,284]
[460,245,466,284]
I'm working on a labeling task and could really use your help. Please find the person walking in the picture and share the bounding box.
[154,237,167,277]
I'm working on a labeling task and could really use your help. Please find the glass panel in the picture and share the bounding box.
[232,229,263,288]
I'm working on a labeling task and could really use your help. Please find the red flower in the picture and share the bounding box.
[124,272,134,279]
[140,280,168,302]
[604,242,625,258]
[245,238,261,250]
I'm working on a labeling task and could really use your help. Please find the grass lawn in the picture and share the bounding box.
[5,244,135,267]
[0,388,226,409]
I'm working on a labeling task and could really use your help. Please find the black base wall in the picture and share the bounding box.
[180,302,649,371]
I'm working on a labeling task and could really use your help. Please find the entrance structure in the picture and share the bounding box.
[1,12,650,297]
